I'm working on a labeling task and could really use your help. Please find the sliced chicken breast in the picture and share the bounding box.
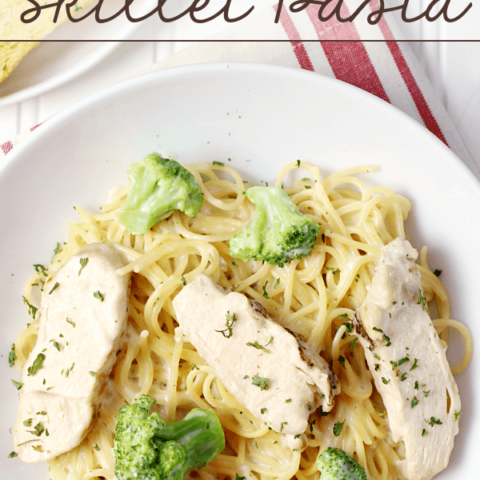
[353,237,461,480]
[13,243,131,462]
[173,274,339,436]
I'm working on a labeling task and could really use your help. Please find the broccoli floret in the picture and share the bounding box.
[114,395,225,480]
[229,186,320,266]
[317,447,367,480]
[119,154,203,234]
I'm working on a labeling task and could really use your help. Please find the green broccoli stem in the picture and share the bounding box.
[157,409,225,479]
[114,396,224,480]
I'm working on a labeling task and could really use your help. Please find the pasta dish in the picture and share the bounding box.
[10,159,472,480]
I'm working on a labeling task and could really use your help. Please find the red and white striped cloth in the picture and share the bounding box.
[2,1,477,177]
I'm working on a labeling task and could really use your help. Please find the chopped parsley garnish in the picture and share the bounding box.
[78,258,89,276]
[397,356,410,366]
[414,381,419,389]
[338,313,349,319]
[66,318,75,328]
[343,322,353,337]
[285,398,292,403]
[422,428,428,437]
[454,411,462,421]
[261,408,267,414]
[372,327,384,333]
[16,439,41,447]
[52,242,62,259]
[23,419,32,427]
[36,411,47,415]
[53,341,61,352]
[375,364,380,371]
[428,417,443,427]
[305,185,312,189]
[382,377,390,385]
[190,363,199,371]
[410,358,419,370]
[215,311,237,338]
[252,375,269,391]
[27,353,45,376]
[8,451,18,458]
[262,281,269,299]
[33,264,48,277]
[383,334,391,347]
[93,444,100,451]
[348,337,358,351]
[338,355,346,368]
[424,390,430,397]
[8,344,16,367]
[181,276,186,286]
[265,336,274,346]
[434,269,442,277]
[400,373,407,381]
[22,296,38,319]
[243,375,249,379]
[411,397,419,408]
[246,341,271,353]
[93,291,104,302]
[274,278,280,289]
[374,353,381,360]
[11,379,23,390]
[333,421,345,437]
[212,161,224,166]
[418,289,427,310]
[280,421,288,432]
[65,362,75,377]
[89,371,96,376]
[28,423,45,437]
[310,419,316,433]
[296,160,301,168]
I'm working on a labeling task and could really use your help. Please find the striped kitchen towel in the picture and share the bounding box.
[2,0,477,177]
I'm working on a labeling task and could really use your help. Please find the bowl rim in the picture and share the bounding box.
[1,61,479,194]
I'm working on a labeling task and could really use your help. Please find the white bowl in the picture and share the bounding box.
[1,63,478,478]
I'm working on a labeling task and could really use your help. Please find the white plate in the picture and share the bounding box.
[0,63,479,478]
[0,0,157,107]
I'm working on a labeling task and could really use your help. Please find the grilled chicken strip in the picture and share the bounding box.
[13,243,131,462]
[173,274,339,437]
[353,237,461,480]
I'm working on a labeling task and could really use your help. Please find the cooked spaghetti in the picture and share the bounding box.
[14,161,472,480]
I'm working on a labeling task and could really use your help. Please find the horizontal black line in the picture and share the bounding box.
[1,39,480,42]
